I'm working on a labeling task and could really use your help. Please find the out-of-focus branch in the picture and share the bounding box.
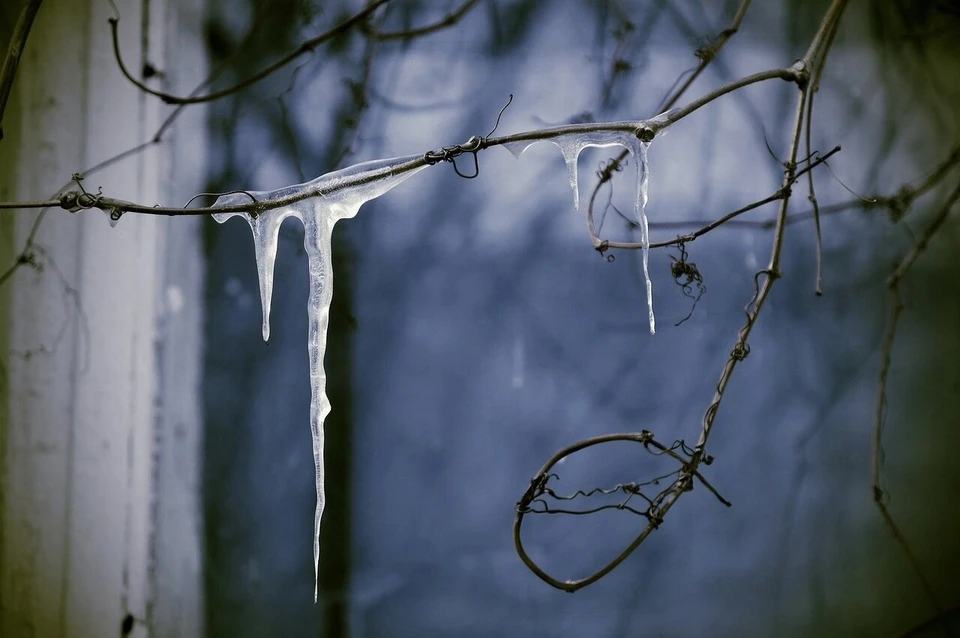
[0,0,44,142]
[108,0,390,105]
[361,0,480,40]
[591,0,755,224]
[872,178,960,632]
[658,0,752,112]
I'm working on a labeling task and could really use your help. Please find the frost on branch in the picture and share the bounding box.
[211,155,427,601]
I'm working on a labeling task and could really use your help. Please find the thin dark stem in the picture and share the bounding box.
[872,179,960,635]
[361,0,479,40]
[588,146,840,251]
[109,0,389,105]
[658,0,752,112]
[0,72,807,218]
[0,0,44,141]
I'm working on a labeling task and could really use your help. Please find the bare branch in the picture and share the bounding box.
[873,178,960,632]
[0,0,44,142]
[361,0,480,41]
[658,0,753,112]
[108,0,390,105]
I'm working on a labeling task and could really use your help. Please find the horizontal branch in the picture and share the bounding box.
[0,61,804,219]
[589,146,841,250]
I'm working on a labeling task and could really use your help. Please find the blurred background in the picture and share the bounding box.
[200,1,960,637]
[2,1,958,637]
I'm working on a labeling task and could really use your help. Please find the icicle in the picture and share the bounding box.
[503,117,667,334]
[636,140,655,335]
[213,154,427,601]
[504,128,635,210]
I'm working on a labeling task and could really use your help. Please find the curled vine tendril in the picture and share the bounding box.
[513,429,730,592]
[422,94,513,179]
[670,242,706,326]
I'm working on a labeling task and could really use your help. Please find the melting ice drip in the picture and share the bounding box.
[205,114,667,601]
[212,155,428,601]
[503,118,664,334]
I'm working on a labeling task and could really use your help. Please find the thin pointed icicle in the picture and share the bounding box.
[503,120,665,333]
[213,203,297,341]
[635,140,655,335]
[213,154,428,601]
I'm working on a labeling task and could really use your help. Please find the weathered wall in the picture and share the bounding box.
[0,1,206,636]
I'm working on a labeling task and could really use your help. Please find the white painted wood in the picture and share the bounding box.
[0,1,206,636]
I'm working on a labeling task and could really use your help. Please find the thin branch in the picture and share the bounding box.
[589,0,754,238]
[588,146,841,251]
[658,0,752,112]
[0,0,44,141]
[804,7,843,296]
[661,66,804,127]
[872,179,960,634]
[0,69,806,218]
[109,0,390,105]
[361,0,479,40]
[331,6,388,169]
[0,0,284,288]
[692,0,848,457]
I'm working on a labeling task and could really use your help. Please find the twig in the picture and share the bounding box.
[872,178,960,632]
[0,0,283,288]
[0,71,807,218]
[361,0,479,40]
[589,0,754,237]
[804,5,843,296]
[587,146,841,250]
[658,0,752,112]
[693,0,847,463]
[109,0,390,105]
[0,0,44,142]
[331,5,388,168]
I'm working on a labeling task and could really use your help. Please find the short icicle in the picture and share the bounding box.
[503,123,660,333]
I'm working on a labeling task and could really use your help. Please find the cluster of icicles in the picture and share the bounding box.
[206,113,668,600]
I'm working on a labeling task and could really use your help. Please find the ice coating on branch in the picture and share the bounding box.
[503,118,667,334]
[212,154,427,601]
[503,129,635,210]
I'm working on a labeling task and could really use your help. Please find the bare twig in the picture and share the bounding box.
[109,0,390,105]
[0,0,44,142]
[872,179,960,631]
[361,0,479,40]
[331,5,389,169]
[589,0,754,239]
[0,70,805,219]
[658,0,752,112]
[0,0,283,288]
[804,6,843,296]
[587,146,841,251]
[510,0,851,592]
[693,0,847,463]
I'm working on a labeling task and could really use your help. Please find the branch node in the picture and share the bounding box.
[730,341,750,361]
[789,59,810,87]
[635,126,656,143]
